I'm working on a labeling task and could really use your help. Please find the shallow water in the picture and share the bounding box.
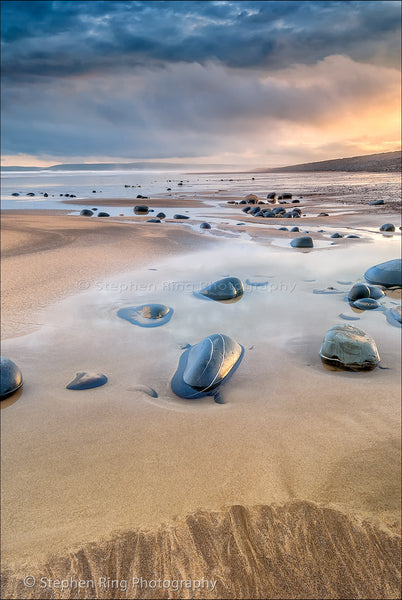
[1,230,400,566]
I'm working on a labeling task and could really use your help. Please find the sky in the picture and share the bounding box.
[1,0,401,168]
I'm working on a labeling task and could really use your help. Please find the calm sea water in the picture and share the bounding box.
[1,169,400,210]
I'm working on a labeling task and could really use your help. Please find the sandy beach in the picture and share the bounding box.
[1,184,401,599]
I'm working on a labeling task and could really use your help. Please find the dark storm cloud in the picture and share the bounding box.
[1,1,400,163]
[1,0,401,80]
[2,55,399,159]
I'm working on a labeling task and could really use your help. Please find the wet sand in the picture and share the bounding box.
[1,189,401,599]
[1,211,222,338]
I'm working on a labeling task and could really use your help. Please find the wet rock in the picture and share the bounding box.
[364,258,402,288]
[156,212,166,219]
[290,226,300,232]
[147,218,161,223]
[352,298,380,310]
[263,210,276,218]
[369,200,384,205]
[282,193,292,199]
[173,214,190,219]
[43,193,48,197]
[267,192,276,201]
[242,207,251,213]
[117,304,174,327]
[66,372,108,390]
[291,199,300,203]
[290,236,313,248]
[11,193,19,196]
[199,277,244,303]
[278,227,289,231]
[134,205,149,214]
[171,334,244,400]
[379,223,395,232]
[92,190,97,193]
[200,222,211,229]
[348,283,385,302]
[97,212,110,217]
[331,233,343,238]
[318,212,329,216]
[239,200,247,204]
[0,357,23,400]
[136,194,148,199]
[346,235,360,238]
[273,206,286,215]
[339,313,360,321]
[80,209,94,216]
[27,192,35,196]
[319,325,380,371]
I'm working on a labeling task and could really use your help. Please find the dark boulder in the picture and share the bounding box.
[364,258,402,288]
[290,236,314,248]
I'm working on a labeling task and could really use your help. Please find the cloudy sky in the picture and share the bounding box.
[1,0,401,167]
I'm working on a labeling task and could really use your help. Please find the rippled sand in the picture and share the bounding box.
[2,502,400,599]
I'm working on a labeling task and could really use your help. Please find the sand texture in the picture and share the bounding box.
[2,501,400,599]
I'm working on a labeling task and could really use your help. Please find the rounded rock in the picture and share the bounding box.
[352,298,380,310]
[200,222,211,229]
[199,277,244,303]
[348,283,385,301]
[0,357,23,400]
[117,304,173,327]
[80,209,94,216]
[66,372,108,390]
[171,334,244,399]
[364,258,402,288]
[290,236,314,248]
[319,325,380,371]
[379,223,395,232]
[134,205,149,214]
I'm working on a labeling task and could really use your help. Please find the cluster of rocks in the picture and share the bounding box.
[236,193,303,220]
[318,258,401,371]
[12,192,77,198]
[80,209,110,217]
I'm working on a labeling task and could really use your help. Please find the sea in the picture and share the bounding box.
[1,169,401,212]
